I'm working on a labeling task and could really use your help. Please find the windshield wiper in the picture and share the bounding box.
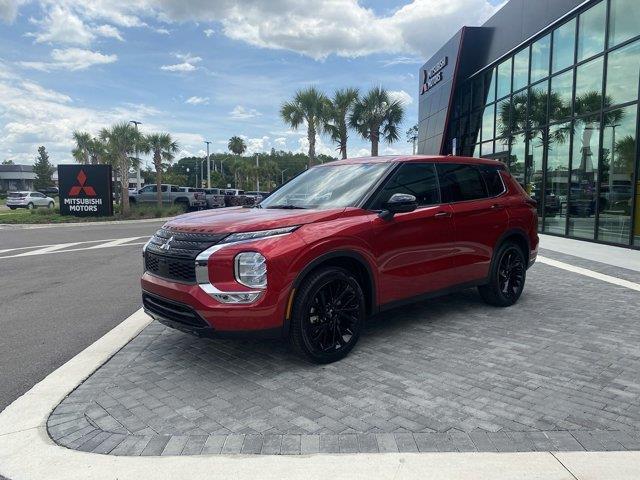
[266,204,307,209]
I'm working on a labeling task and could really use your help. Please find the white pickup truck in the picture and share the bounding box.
[129,184,206,210]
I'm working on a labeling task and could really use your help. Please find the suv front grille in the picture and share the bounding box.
[144,228,227,283]
[142,293,209,328]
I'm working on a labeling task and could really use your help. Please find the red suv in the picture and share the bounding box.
[142,156,538,363]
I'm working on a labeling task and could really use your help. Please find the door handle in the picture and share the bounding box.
[490,203,504,210]
[434,211,452,218]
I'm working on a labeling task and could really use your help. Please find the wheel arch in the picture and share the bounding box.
[495,228,531,267]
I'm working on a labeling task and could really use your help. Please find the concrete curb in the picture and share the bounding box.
[1,312,640,479]
[0,217,173,230]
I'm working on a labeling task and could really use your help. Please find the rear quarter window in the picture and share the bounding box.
[478,165,506,197]
[437,163,488,202]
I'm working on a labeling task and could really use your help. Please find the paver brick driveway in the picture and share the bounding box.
[47,250,640,455]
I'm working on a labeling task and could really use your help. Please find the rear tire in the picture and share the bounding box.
[48,202,54,209]
[27,202,34,210]
[290,267,365,364]
[478,242,527,307]
[9,206,16,210]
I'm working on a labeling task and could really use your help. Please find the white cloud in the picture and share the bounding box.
[161,52,201,72]
[20,48,117,71]
[21,81,72,103]
[155,27,170,35]
[388,89,413,106]
[0,0,25,23]
[229,105,261,120]
[382,56,424,67]
[185,96,209,105]
[29,5,95,46]
[203,28,214,37]
[95,24,124,41]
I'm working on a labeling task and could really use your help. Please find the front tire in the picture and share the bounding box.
[27,202,34,210]
[290,267,365,364]
[48,202,54,209]
[478,242,527,307]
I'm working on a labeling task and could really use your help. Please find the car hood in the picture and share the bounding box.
[163,206,347,234]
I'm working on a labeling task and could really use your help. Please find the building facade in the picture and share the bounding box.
[418,0,640,248]
[0,164,37,192]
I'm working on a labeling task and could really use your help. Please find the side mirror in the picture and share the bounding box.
[379,193,418,220]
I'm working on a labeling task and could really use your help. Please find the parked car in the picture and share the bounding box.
[129,184,206,210]
[223,189,253,207]
[141,155,538,363]
[245,191,271,203]
[6,191,55,210]
[202,188,226,209]
[37,186,59,196]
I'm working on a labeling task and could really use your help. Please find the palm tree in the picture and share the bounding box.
[280,87,329,168]
[228,136,247,156]
[72,131,92,164]
[349,87,404,156]
[99,122,144,216]
[144,133,179,207]
[325,88,359,159]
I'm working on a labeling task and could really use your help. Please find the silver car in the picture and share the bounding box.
[6,191,55,210]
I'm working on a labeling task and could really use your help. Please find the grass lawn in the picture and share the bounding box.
[0,203,184,224]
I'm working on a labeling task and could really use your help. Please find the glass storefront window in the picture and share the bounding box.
[480,141,494,157]
[497,57,512,99]
[544,122,572,234]
[513,47,529,92]
[550,69,574,122]
[568,115,600,239]
[574,56,604,115]
[599,105,637,244]
[527,130,546,229]
[482,104,495,142]
[529,80,549,129]
[496,97,512,138]
[485,68,496,105]
[509,132,526,186]
[472,77,484,110]
[609,0,640,48]
[552,19,576,73]
[606,40,640,107]
[531,34,551,82]
[577,0,606,61]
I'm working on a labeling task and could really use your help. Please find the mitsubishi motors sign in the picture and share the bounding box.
[58,164,113,217]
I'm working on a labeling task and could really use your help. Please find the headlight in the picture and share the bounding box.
[235,252,267,288]
[223,226,298,244]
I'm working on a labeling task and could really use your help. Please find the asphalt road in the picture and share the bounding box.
[0,220,166,410]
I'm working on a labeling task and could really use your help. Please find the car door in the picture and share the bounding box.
[369,162,457,306]
[436,163,509,283]
[32,192,45,206]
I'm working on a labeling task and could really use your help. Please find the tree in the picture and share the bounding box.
[325,88,359,159]
[2,159,15,165]
[228,136,247,156]
[72,131,92,164]
[33,146,54,190]
[280,87,329,168]
[350,87,404,156]
[144,133,179,207]
[99,122,144,216]
[406,124,418,154]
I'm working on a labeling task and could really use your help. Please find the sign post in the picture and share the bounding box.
[58,164,113,217]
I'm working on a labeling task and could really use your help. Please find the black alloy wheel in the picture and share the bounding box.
[478,242,527,307]
[290,267,365,363]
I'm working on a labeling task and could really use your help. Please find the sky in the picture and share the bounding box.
[0,0,504,166]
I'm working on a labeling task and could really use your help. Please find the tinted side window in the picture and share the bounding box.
[372,163,440,209]
[437,164,488,202]
[171,186,180,192]
[478,165,506,197]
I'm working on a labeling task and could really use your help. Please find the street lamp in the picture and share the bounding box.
[204,141,211,188]
[129,120,142,190]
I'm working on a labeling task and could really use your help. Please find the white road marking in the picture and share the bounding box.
[0,236,147,259]
[538,255,640,292]
[0,237,145,254]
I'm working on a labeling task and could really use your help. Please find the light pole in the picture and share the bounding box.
[129,120,142,190]
[255,154,260,193]
[280,168,288,185]
[204,141,211,188]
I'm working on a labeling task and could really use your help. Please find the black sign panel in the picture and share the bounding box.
[58,164,113,217]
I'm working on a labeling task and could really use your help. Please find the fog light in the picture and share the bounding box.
[212,292,263,304]
[235,252,267,288]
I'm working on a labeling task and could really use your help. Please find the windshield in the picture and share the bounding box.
[8,192,27,198]
[260,162,390,210]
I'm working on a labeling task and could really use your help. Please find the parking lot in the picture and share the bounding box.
[45,246,640,456]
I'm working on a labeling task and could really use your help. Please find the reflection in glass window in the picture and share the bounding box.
[472,77,484,109]
[529,81,549,128]
[577,1,606,61]
[481,141,494,157]
[599,105,636,244]
[606,40,640,107]
[527,129,546,229]
[496,97,512,139]
[568,116,600,239]
[574,56,604,115]
[509,132,526,186]
[550,70,574,122]
[497,57,512,99]
[513,47,529,92]
[552,19,576,73]
[531,34,551,82]
[494,138,509,162]
[485,68,496,105]
[609,0,640,48]
[482,104,495,142]
[372,163,440,208]
[544,122,572,234]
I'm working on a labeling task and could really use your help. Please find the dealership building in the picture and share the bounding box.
[417,0,639,248]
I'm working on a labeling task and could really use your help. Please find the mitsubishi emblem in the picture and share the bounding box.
[161,236,174,251]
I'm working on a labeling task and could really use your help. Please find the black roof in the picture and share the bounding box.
[0,164,34,173]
